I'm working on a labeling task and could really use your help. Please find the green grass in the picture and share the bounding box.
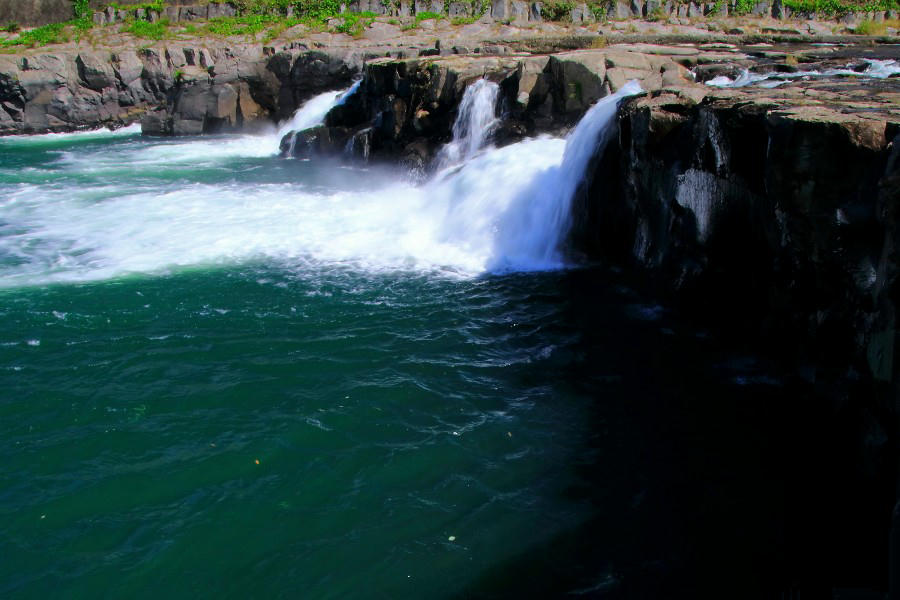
[109,1,166,11]
[206,14,282,36]
[854,18,888,33]
[122,18,171,40]
[1,22,69,48]
[782,0,898,16]
[541,1,574,21]
[401,10,444,30]
[416,10,444,21]
[334,11,377,36]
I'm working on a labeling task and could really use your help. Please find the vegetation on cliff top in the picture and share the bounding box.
[0,0,897,49]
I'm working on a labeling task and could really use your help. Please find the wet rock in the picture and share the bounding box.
[576,85,900,392]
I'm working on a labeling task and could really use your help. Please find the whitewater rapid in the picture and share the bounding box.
[705,58,900,88]
[0,80,642,287]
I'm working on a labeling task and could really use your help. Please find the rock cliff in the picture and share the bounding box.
[0,44,363,135]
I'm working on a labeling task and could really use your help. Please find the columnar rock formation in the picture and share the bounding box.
[0,45,362,135]
[1,0,896,28]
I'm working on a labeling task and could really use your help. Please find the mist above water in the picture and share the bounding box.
[0,79,642,287]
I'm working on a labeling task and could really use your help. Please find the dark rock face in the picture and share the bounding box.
[142,47,360,136]
[281,51,692,168]
[580,93,899,378]
[0,45,362,136]
[571,90,900,593]
[0,51,159,133]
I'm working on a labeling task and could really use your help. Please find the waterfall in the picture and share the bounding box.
[277,80,361,155]
[0,80,642,286]
[436,79,500,169]
[487,80,644,271]
[277,80,361,139]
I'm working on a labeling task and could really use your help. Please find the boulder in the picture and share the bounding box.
[510,0,530,21]
[112,51,144,86]
[549,51,607,113]
[492,0,511,19]
[76,52,116,91]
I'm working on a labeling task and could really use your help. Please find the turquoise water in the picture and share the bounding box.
[0,129,601,598]
[0,126,811,597]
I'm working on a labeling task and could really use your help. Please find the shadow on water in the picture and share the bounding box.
[454,267,896,599]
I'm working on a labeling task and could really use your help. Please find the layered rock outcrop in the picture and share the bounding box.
[282,47,694,169]
[577,79,900,377]
[0,44,362,135]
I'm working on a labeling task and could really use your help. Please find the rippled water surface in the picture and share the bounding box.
[0,125,836,598]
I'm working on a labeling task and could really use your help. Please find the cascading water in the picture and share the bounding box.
[0,79,640,286]
[705,59,900,88]
[279,81,361,156]
[423,79,644,272]
[436,79,500,168]
[490,79,645,270]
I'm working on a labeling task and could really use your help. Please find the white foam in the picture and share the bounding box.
[437,79,500,168]
[705,59,900,88]
[0,123,142,143]
[0,81,641,286]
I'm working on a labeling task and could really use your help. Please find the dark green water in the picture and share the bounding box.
[0,127,848,598]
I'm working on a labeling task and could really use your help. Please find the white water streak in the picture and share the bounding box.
[437,79,500,168]
[706,59,900,88]
[279,81,362,155]
[0,80,641,286]
[0,123,142,142]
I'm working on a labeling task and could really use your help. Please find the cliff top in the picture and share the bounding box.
[0,0,898,58]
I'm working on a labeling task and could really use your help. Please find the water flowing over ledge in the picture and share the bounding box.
[705,58,900,88]
[0,80,641,288]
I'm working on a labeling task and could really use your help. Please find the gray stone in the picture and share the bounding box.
[492,0,511,19]
[549,51,607,113]
[92,12,106,26]
[449,2,470,17]
[207,84,238,125]
[530,2,543,20]
[111,51,143,85]
[571,3,591,22]
[630,0,644,17]
[841,11,862,25]
[166,48,187,69]
[208,3,236,18]
[173,118,204,136]
[688,2,702,16]
[751,1,770,16]
[76,53,115,91]
[510,0,529,21]
[198,49,215,70]
[515,55,550,109]
[613,1,631,18]
[141,110,170,136]
[772,0,784,18]
[179,6,206,21]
